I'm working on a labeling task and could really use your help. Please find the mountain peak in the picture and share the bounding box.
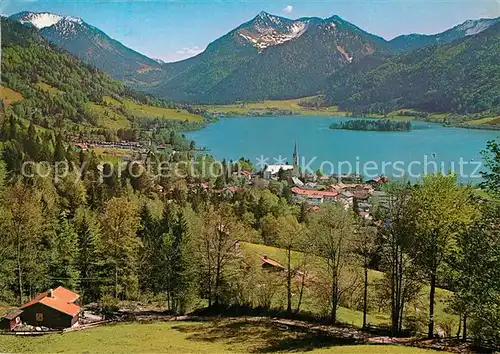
[237,12,308,51]
[452,17,500,36]
[13,11,83,30]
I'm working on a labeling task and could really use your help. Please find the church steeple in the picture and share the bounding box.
[293,141,299,167]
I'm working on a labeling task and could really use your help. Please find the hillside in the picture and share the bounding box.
[239,242,456,331]
[10,12,166,84]
[0,18,202,135]
[325,22,500,117]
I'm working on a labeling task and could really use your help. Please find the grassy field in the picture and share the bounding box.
[196,98,347,117]
[427,112,500,127]
[465,116,500,126]
[104,96,203,122]
[35,82,61,96]
[0,85,24,105]
[0,319,434,353]
[239,242,456,331]
[85,102,132,130]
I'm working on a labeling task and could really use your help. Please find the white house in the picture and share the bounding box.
[263,164,294,180]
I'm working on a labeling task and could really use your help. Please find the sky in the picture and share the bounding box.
[2,0,500,62]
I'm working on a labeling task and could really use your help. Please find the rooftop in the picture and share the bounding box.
[291,186,339,198]
[1,309,23,320]
[20,286,81,317]
[264,164,294,175]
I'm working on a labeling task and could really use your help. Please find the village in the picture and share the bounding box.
[71,139,388,221]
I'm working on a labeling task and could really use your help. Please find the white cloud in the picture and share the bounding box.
[175,46,203,56]
[282,5,293,14]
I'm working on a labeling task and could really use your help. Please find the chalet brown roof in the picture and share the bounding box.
[20,286,81,317]
[260,255,285,269]
[1,309,23,320]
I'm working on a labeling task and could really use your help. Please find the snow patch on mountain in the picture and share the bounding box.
[17,12,85,36]
[453,18,500,36]
[19,12,63,29]
[51,17,85,37]
[237,14,308,51]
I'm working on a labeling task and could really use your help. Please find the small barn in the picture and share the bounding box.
[260,255,285,272]
[20,286,81,329]
[0,309,22,331]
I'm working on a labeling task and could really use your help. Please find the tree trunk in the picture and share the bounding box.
[287,247,292,313]
[456,313,462,340]
[462,313,467,342]
[390,243,400,335]
[296,270,306,314]
[17,235,23,306]
[207,267,212,307]
[397,248,405,332]
[362,263,368,330]
[215,258,221,306]
[427,271,436,338]
[331,270,338,324]
[114,264,118,298]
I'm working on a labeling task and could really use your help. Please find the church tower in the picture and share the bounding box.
[292,141,300,177]
[293,141,299,167]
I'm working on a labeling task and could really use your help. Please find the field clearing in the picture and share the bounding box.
[0,319,434,353]
[85,102,132,130]
[91,147,133,164]
[467,116,500,126]
[239,242,456,330]
[426,113,449,122]
[35,82,61,95]
[196,98,347,117]
[109,97,203,122]
[0,85,24,105]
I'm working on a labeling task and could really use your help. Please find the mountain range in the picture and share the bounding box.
[10,11,164,83]
[8,11,500,114]
[326,22,500,114]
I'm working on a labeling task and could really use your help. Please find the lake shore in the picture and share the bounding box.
[195,99,500,131]
[185,116,499,183]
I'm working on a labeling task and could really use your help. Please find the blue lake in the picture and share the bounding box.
[185,116,499,182]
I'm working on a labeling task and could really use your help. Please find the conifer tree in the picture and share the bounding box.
[76,212,101,302]
[50,214,80,289]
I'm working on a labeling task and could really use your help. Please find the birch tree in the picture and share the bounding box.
[410,174,476,338]
[275,214,305,313]
[309,203,358,324]
[2,182,44,305]
[355,224,377,329]
[377,181,421,334]
[199,203,243,306]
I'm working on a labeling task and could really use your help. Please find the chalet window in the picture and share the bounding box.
[36,313,43,321]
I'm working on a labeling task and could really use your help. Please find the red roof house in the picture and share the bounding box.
[20,286,81,329]
[291,186,339,204]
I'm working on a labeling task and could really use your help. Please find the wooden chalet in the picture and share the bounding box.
[0,309,22,331]
[19,286,81,329]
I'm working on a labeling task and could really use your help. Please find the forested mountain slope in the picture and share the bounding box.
[10,11,165,84]
[388,17,500,53]
[326,23,500,115]
[1,18,199,134]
